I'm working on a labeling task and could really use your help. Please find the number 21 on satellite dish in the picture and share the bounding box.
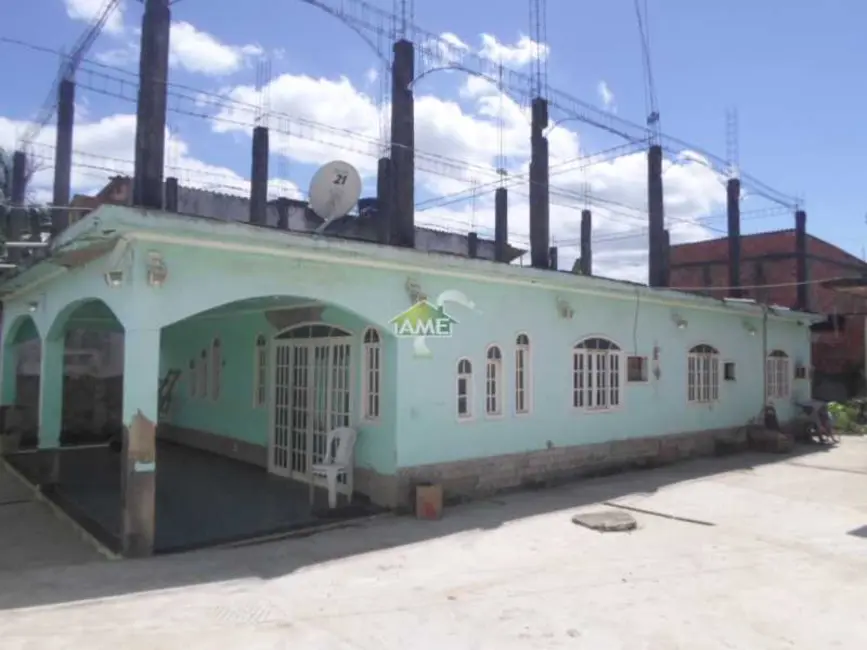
[307,161,363,229]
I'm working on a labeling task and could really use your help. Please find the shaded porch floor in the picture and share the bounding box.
[5,441,380,554]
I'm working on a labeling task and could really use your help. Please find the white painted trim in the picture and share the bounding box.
[687,343,721,404]
[571,341,625,414]
[484,343,505,419]
[360,326,382,423]
[456,357,474,422]
[114,228,814,322]
[514,331,533,416]
[274,321,354,339]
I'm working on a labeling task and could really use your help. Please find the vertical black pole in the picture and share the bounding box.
[661,228,671,288]
[52,78,75,236]
[7,151,27,264]
[390,40,415,248]
[249,126,269,225]
[376,157,393,245]
[529,98,550,269]
[164,176,178,212]
[647,145,665,287]
[467,232,478,258]
[494,187,508,262]
[132,0,171,209]
[548,245,558,270]
[795,209,808,311]
[579,209,592,275]
[726,178,742,297]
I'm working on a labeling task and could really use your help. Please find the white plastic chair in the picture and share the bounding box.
[309,426,358,509]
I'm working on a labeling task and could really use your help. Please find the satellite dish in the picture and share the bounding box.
[307,161,362,226]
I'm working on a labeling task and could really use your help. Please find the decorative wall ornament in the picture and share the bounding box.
[405,278,427,305]
[556,297,574,319]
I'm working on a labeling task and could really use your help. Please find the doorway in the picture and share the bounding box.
[270,324,353,493]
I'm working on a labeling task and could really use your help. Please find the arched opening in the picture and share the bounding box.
[2,314,42,450]
[58,299,125,447]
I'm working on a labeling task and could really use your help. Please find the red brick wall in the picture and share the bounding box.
[669,232,867,376]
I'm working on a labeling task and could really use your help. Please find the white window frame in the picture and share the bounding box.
[253,334,268,408]
[687,344,720,403]
[766,350,791,399]
[362,327,382,422]
[198,348,208,399]
[188,359,197,398]
[515,333,532,415]
[210,338,222,401]
[457,358,474,421]
[485,344,504,417]
[572,337,623,412]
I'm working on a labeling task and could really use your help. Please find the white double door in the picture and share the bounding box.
[270,335,352,490]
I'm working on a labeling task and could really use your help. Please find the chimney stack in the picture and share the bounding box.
[494,187,508,262]
[579,209,592,275]
[647,145,665,287]
[249,125,269,225]
[795,209,808,310]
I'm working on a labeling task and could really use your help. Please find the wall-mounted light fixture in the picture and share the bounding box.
[671,312,688,330]
[556,297,574,320]
[405,278,426,304]
[104,270,124,287]
[146,251,168,287]
[742,321,757,336]
[27,301,38,313]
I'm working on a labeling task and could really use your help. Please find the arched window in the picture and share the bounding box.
[457,358,473,420]
[485,345,503,416]
[688,344,720,403]
[362,327,382,420]
[198,348,208,399]
[573,337,622,410]
[210,338,222,401]
[188,359,197,398]
[766,350,790,399]
[253,334,268,408]
[515,333,531,414]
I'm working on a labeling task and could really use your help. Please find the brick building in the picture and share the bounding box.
[670,229,867,400]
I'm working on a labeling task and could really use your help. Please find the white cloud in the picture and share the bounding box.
[597,80,616,112]
[63,0,126,36]
[478,34,549,67]
[169,21,263,76]
[92,21,264,76]
[0,114,300,202]
[10,21,724,282]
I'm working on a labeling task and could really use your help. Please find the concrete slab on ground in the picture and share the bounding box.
[0,441,866,649]
[0,462,106,573]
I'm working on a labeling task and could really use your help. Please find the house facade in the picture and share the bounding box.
[1,206,816,538]
[670,230,867,400]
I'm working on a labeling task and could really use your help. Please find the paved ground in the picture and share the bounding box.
[1,440,867,649]
[0,462,105,572]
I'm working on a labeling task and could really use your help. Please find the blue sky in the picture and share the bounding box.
[1,0,865,278]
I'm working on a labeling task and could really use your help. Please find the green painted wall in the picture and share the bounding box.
[160,305,398,475]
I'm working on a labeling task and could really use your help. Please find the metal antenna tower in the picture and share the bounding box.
[394,0,414,39]
[496,62,507,185]
[634,0,660,143]
[725,107,739,179]
[529,0,548,98]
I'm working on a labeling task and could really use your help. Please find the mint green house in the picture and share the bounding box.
[0,204,818,555]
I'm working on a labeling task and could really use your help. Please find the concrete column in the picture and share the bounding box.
[164,176,179,212]
[389,40,415,248]
[37,336,64,450]
[579,209,592,275]
[7,150,27,264]
[52,78,75,236]
[494,187,508,262]
[120,327,160,558]
[376,157,393,245]
[795,209,808,311]
[132,0,171,209]
[647,145,665,287]
[249,126,269,225]
[275,197,290,230]
[529,98,550,269]
[548,245,558,270]
[467,232,479,258]
[726,178,742,297]
[661,228,671,288]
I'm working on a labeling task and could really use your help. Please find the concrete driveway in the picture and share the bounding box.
[1,439,866,649]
